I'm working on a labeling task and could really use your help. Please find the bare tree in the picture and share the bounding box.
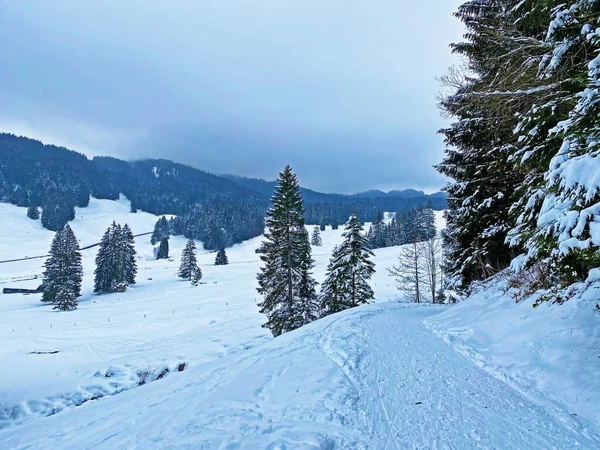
[422,237,443,303]
[388,239,423,303]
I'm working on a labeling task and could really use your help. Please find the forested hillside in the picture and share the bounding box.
[438,0,600,304]
[0,133,446,248]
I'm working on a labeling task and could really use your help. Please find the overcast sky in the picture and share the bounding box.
[0,0,464,194]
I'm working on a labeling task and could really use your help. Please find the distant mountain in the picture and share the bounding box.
[0,133,446,245]
[224,175,446,203]
[351,190,388,199]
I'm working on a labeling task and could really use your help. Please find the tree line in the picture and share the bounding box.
[3,133,445,248]
[438,0,600,305]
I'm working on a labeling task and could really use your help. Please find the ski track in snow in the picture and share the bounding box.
[1,304,598,449]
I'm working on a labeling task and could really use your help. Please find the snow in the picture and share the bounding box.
[1,199,598,448]
[426,281,600,433]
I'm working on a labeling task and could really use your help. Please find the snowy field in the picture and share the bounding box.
[1,198,599,449]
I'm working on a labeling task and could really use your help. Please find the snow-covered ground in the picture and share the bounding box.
[426,280,600,433]
[1,200,598,449]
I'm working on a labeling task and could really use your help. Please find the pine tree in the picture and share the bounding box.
[367,210,385,249]
[157,237,169,260]
[94,224,115,293]
[310,226,322,246]
[179,239,198,279]
[94,222,135,293]
[257,165,318,337]
[122,224,137,285]
[192,265,203,286]
[320,214,375,317]
[215,247,228,266]
[42,225,83,311]
[151,216,170,245]
[27,205,39,220]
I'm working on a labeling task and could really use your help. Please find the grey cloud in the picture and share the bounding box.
[0,0,464,193]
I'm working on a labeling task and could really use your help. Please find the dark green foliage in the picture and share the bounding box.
[27,205,39,220]
[215,247,228,266]
[257,166,318,337]
[192,265,203,286]
[157,237,169,260]
[122,224,137,286]
[179,239,198,279]
[151,216,170,245]
[42,225,83,311]
[320,214,375,317]
[310,226,322,247]
[94,222,136,293]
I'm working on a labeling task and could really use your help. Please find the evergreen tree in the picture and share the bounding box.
[257,165,318,337]
[192,265,203,286]
[215,247,228,266]
[42,225,83,311]
[27,205,39,220]
[178,239,198,279]
[122,224,137,285]
[94,225,115,293]
[94,222,135,293]
[151,216,170,245]
[156,237,169,260]
[320,214,375,317]
[310,226,322,246]
[367,210,385,249]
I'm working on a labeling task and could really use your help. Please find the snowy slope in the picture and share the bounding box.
[0,198,399,431]
[1,303,598,449]
[2,199,599,448]
[425,280,600,431]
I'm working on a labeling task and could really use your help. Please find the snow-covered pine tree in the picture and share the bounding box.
[436,0,548,291]
[122,224,137,286]
[178,239,198,279]
[215,247,228,265]
[150,216,170,245]
[257,165,318,337]
[111,223,127,291]
[297,227,319,323]
[94,221,133,293]
[507,1,600,298]
[157,237,169,260]
[27,205,39,220]
[367,210,385,249]
[94,224,115,293]
[320,214,375,317]
[311,226,322,246]
[42,225,83,310]
[192,265,203,286]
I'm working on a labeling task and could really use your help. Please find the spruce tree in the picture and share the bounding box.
[179,239,198,279]
[27,205,39,220]
[94,222,136,293]
[42,225,83,311]
[367,210,385,249]
[122,224,137,285]
[257,165,318,337]
[94,224,115,293]
[151,216,170,245]
[320,214,375,317]
[215,247,228,266]
[157,237,169,260]
[192,265,203,286]
[311,226,322,246]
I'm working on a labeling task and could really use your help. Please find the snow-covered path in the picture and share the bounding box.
[1,303,598,449]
